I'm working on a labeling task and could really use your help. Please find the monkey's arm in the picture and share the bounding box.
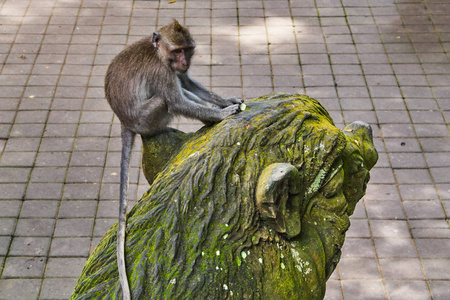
[178,73,242,108]
[167,89,240,123]
[182,88,214,107]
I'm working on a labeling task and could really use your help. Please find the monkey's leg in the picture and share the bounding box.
[118,127,135,300]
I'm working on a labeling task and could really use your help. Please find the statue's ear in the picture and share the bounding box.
[256,163,303,239]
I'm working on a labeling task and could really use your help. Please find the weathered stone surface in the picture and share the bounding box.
[71,93,377,299]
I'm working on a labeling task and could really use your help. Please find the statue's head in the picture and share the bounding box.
[72,93,377,299]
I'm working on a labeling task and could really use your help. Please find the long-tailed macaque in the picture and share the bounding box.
[104,20,242,299]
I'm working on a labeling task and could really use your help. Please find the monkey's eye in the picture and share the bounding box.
[173,49,183,54]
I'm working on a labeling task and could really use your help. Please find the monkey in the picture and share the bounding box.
[104,20,242,300]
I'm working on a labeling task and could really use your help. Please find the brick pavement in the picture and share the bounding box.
[0,0,449,299]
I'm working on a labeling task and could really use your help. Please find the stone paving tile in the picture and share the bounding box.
[1,0,449,299]
[384,280,431,300]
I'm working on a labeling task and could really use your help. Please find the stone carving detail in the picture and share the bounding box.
[71,93,377,299]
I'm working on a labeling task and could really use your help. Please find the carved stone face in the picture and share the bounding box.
[256,121,376,239]
[254,120,377,287]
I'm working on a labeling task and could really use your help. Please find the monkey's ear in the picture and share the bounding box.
[152,32,161,49]
[256,163,304,239]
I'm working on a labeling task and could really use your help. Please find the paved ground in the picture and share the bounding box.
[0,0,449,299]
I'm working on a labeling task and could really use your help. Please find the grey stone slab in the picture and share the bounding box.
[412,228,450,239]
[96,200,119,218]
[43,123,78,137]
[0,236,12,255]
[25,182,63,199]
[73,137,109,151]
[422,259,450,280]
[341,238,376,258]
[404,200,446,220]
[62,183,100,200]
[49,237,91,257]
[0,183,27,199]
[339,258,381,280]
[45,257,87,277]
[2,256,47,278]
[66,166,103,183]
[430,168,450,184]
[0,151,37,167]
[346,219,372,238]
[103,167,139,184]
[0,200,21,217]
[395,169,433,185]
[429,281,450,300]
[54,218,94,237]
[69,151,106,167]
[377,110,411,124]
[343,110,377,124]
[324,280,343,300]
[15,218,55,237]
[93,218,116,237]
[389,153,427,169]
[4,138,41,152]
[40,278,79,299]
[364,184,400,201]
[370,220,411,238]
[9,124,46,139]
[30,167,67,183]
[385,280,431,300]
[368,168,396,184]
[58,200,97,218]
[365,200,406,220]
[35,151,71,167]
[47,110,81,124]
[0,218,16,236]
[341,280,387,300]
[100,182,137,201]
[420,138,450,152]
[379,258,425,280]
[20,200,59,218]
[39,138,75,152]
[410,110,445,124]
[374,238,417,258]
[415,124,449,137]
[338,86,370,98]
[0,167,31,183]
[384,138,422,153]
[436,184,450,200]
[415,239,450,259]
[9,237,51,256]
[0,279,41,300]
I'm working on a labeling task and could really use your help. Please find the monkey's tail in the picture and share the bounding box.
[118,127,135,300]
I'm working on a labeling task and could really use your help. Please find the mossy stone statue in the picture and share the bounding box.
[71,93,378,299]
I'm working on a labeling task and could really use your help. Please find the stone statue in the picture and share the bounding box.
[71,93,377,299]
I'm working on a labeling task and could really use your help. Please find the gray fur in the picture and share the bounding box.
[104,20,241,300]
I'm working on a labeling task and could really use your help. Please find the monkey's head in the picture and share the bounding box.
[152,19,196,73]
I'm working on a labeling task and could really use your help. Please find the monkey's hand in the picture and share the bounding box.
[219,104,241,119]
[222,97,243,107]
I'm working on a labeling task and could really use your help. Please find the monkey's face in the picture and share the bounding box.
[169,46,194,73]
